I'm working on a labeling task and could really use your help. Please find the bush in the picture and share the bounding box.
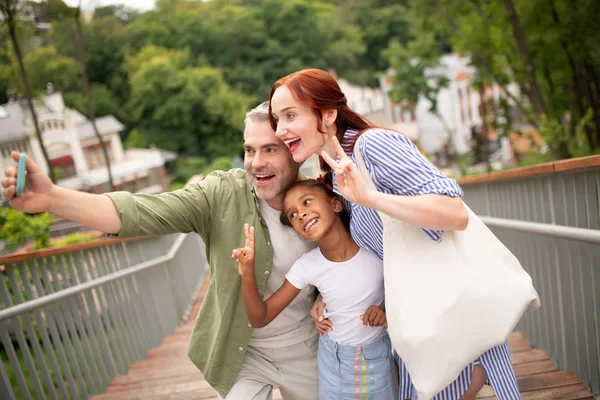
[52,232,99,247]
[0,208,54,251]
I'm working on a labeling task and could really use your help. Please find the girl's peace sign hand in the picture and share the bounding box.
[232,224,256,279]
[320,137,373,207]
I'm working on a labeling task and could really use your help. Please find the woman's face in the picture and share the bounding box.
[283,185,342,241]
[271,85,329,164]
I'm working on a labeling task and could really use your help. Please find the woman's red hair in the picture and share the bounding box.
[269,69,374,153]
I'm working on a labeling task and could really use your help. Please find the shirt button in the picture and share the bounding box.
[238,346,244,351]
[267,241,271,246]
[248,323,252,328]
[264,271,270,275]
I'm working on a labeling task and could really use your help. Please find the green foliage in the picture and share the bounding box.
[5,0,598,166]
[517,150,559,167]
[169,155,234,189]
[384,33,449,112]
[126,45,253,157]
[205,156,234,173]
[52,232,98,247]
[93,5,138,24]
[126,128,147,148]
[0,208,54,251]
[329,0,410,85]
[392,0,600,161]
[539,108,598,159]
[63,83,121,119]
[40,0,76,21]
[0,43,78,96]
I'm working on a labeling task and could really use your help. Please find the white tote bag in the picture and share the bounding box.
[353,138,540,400]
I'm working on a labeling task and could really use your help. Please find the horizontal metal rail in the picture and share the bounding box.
[0,234,186,322]
[480,216,600,244]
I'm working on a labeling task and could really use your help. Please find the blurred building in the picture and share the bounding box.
[300,70,418,178]
[0,88,169,199]
[379,53,536,168]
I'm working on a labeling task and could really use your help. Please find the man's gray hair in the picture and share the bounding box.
[244,101,270,129]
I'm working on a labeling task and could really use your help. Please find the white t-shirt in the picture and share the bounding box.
[286,247,386,346]
[249,200,318,348]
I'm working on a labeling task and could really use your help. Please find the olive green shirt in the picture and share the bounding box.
[106,169,291,397]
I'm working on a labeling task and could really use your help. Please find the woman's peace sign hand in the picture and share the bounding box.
[320,137,374,207]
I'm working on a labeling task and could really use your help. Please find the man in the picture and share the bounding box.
[2,102,319,399]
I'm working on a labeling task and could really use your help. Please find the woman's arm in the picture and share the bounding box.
[365,192,468,231]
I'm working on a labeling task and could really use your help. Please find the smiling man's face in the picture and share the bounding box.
[243,120,300,210]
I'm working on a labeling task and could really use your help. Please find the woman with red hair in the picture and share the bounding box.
[269,69,519,400]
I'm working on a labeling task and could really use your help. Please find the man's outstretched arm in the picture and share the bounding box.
[2,151,210,237]
[2,151,122,234]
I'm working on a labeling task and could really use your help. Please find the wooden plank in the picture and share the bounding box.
[106,372,204,393]
[519,383,595,400]
[162,334,190,344]
[129,358,197,371]
[477,372,592,399]
[95,280,598,400]
[508,339,533,354]
[110,369,202,386]
[513,359,558,377]
[90,381,217,400]
[511,349,550,365]
[476,385,497,399]
[518,371,581,392]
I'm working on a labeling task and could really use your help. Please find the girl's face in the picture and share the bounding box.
[271,85,333,164]
[283,185,343,241]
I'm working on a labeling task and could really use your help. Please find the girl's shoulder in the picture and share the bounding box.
[296,247,326,264]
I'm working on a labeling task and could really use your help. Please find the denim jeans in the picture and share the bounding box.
[318,333,398,399]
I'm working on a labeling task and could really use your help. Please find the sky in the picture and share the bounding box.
[63,0,157,12]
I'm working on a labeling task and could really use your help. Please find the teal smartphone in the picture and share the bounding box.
[16,153,27,197]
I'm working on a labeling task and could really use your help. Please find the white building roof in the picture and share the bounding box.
[0,93,124,145]
[76,116,125,141]
[57,148,165,189]
[0,103,29,144]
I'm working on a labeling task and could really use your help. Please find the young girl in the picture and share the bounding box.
[233,179,398,400]
[268,68,518,400]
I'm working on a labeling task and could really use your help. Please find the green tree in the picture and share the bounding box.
[127,0,366,97]
[49,11,131,115]
[384,33,454,153]
[403,0,600,160]
[93,4,138,24]
[0,0,56,182]
[9,45,79,94]
[73,0,115,190]
[326,0,411,85]
[63,83,121,120]
[126,45,253,157]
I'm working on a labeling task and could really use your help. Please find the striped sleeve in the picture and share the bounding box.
[358,129,464,198]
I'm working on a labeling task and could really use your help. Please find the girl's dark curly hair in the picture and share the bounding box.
[280,174,351,232]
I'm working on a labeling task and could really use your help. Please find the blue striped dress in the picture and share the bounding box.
[333,128,520,400]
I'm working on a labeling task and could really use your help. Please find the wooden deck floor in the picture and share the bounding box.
[91,278,595,400]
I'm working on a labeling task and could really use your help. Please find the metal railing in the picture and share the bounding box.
[460,156,600,395]
[0,233,207,400]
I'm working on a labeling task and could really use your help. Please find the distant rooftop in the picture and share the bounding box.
[0,93,124,145]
